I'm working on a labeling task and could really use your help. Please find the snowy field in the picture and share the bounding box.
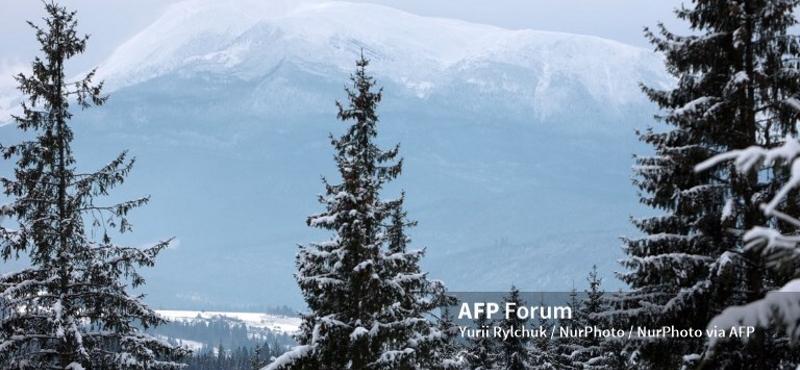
[156,310,301,334]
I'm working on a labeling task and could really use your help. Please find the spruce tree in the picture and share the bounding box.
[558,272,625,370]
[0,3,188,370]
[589,291,631,370]
[619,0,800,368]
[578,267,616,370]
[554,287,585,370]
[436,307,462,370]
[251,342,265,370]
[384,196,458,370]
[497,287,531,370]
[694,128,800,368]
[464,313,497,370]
[267,53,454,370]
[528,296,556,370]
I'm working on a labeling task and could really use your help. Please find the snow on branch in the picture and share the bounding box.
[695,136,800,345]
[743,226,800,269]
[263,345,314,370]
[707,280,800,347]
[695,138,800,215]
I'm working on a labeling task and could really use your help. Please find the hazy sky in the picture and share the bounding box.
[0,0,687,88]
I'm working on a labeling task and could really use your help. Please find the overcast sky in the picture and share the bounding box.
[0,0,687,88]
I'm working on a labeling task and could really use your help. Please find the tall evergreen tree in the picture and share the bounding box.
[528,296,556,370]
[586,290,631,370]
[577,267,618,370]
[497,287,531,370]
[436,307,462,370]
[554,287,585,370]
[266,53,454,370]
[619,0,800,369]
[0,3,188,370]
[251,342,266,370]
[384,196,458,370]
[464,312,497,370]
[695,126,800,368]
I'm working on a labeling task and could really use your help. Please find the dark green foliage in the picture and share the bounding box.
[267,53,455,370]
[251,342,266,370]
[497,287,531,370]
[437,307,462,367]
[570,267,625,370]
[181,343,280,370]
[554,287,586,370]
[0,3,187,369]
[620,0,800,369]
[528,297,556,370]
[464,313,497,370]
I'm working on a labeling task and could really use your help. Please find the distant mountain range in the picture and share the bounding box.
[0,0,672,309]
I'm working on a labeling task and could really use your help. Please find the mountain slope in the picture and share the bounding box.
[95,0,666,130]
[0,0,671,308]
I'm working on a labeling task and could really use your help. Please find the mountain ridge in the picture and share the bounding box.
[95,0,668,120]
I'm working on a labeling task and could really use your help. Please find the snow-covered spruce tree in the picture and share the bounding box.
[266,54,455,370]
[385,196,459,370]
[436,307,462,369]
[619,0,800,368]
[594,291,633,370]
[497,287,531,370]
[464,312,497,370]
[528,297,556,370]
[0,3,188,370]
[554,287,586,370]
[579,267,620,370]
[553,269,619,370]
[557,271,604,370]
[694,137,800,366]
[251,342,266,370]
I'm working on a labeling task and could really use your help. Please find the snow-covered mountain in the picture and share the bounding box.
[0,0,672,308]
[92,0,666,131]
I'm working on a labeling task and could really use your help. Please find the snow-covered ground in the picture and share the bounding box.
[156,309,301,334]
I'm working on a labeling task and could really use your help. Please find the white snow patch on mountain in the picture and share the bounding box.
[95,0,668,114]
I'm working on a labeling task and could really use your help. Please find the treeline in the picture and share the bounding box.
[147,318,295,352]
[146,318,295,370]
[182,342,282,370]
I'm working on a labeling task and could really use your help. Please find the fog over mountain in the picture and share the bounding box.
[0,0,672,309]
